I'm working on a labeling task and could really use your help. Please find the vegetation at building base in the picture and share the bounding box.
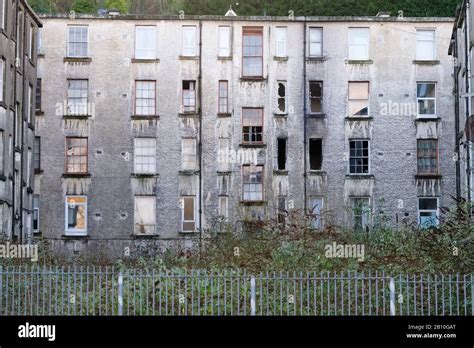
[27,0,461,17]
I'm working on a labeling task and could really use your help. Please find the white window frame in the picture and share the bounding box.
[67,26,89,58]
[218,196,228,220]
[416,29,436,61]
[417,82,436,118]
[182,196,196,232]
[218,26,231,57]
[309,27,322,57]
[182,26,197,57]
[309,197,323,230]
[348,81,370,117]
[182,138,197,171]
[67,79,88,116]
[33,195,40,233]
[65,195,88,236]
[134,138,156,174]
[135,80,156,116]
[275,26,287,57]
[418,197,439,228]
[134,196,156,235]
[348,27,369,60]
[135,26,156,60]
[0,58,4,103]
[242,165,264,201]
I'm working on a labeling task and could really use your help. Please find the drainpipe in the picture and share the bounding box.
[454,32,461,201]
[465,1,472,203]
[11,1,19,242]
[198,20,203,255]
[303,20,308,213]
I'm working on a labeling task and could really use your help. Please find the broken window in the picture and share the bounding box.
[309,27,322,57]
[67,26,88,58]
[34,137,40,172]
[65,196,87,235]
[309,138,322,171]
[417,83,436,117]
[309,197,323,230]
[66,137,88,174]
[309,81,322,113]
[182,26,197,57]
[277,81,286,113]
[242,165,263,201]
[348,82,369,116]
[417,139,438,175]
[0,58,5,102]
[134,138,156,174]
[277,196,286,224]
[182,196,196,232]
[348,27,369,60]
[275,27,287,57]
[218,196,228,220]
[416,29,435,61]
[351,197,370,232]
[182,138,197,171]
[242,108,263,144]
[242,27,263,77]
[67,79,88,115]
[135,26,156,59]
[277,138,287,170]
[134,196,156,235]
[218,26,231,57]
[182,81,196,113]
[349,140,369,174]
[35,78,41,112]
[218,80,228,114]
[33,195,39,232]
[135,81,156,116]
[418,197,439,228]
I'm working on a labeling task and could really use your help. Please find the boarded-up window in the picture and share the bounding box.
[348,28,369,60]
[182,81,196,113]
[134,196,156,235]
[135,81,156,115]
[309,27,322,56]
[182,138,197,170]
[218,80,228,113]
[65,196,87,235]
[242,165,263,201]
[242,27,263,77]
[417,139,438,175]
[275,27,287,57]
[309,139,322,170]
[416,29,435,61]
[66,137,88,174]
[242,108,263,144]
[182,26,197,56]
[182,196,196,231]
[135,26,156,59]
[218,26,231,57]
[134,138,156,174]
[309,81,322,113]
[348,82,369,116]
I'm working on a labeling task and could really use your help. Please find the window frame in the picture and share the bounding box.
[134,137,157,175]
[218,25,231,57]
[134,80,156,116]
[65,195,88,236]
[27,83,33,123]
[0,0,5,31]
[309,197,324,230]
[349,139,370,174]
[417,139,439,175]
[309,138,323,171]
[275,26,287,58]
[309,81,323,114]
[242,26,263,78]
[65,137,88,174]
[348,27,370,61]
[242,165,264,202]
[416,29,436,61]
[0,57,5,103]
[417,82,437,118]
[182,80,196,113]
[350,197,370,232]
[348,81,370,117]
[218,80,228,114]
[182,196,196,232]
[135,25,157,60]
[309,27,323,57]
[35,78,42,112]
[33,195,40,233]
[277,81,286,114]
[67,79,89,116]
[242,107,264,144]
[418,197,439,228]
[182,25,197,57]
[34,136,40,172]
[67,25,89,58]
[277,196,287,224]
[134,195,157,235]
[218,196,229,221]
[181,138,197,171]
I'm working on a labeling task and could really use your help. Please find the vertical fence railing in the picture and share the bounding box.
[0,266,472,316]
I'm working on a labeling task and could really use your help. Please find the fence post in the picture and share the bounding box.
[118,272,123,316]
[389,277,396,316]
[250,276,256,316]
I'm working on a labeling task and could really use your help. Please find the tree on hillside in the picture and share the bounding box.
[72,0,97,13]
[104,0,129,13]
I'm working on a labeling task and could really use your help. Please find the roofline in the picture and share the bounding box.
[37,13,455,23]
[21,0,43,27]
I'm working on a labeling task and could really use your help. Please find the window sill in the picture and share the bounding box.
[239,77,267,82]
[131,173,158,178]
[415,117,441,122]
[306,113,326,118]
[35,110,45,116]
[239,143,266,148]
[131,234,160,239]
[179,231,198,235]
[306,56,326,62]
[217,171,232,175]
[413,60,440,65]
[34,169,44,175]
[179,170,200,175]
[217,113,232,118]
[62,173,91,178]
[179,55,199,60]
[131,58,160,63]
[63,114,92,119]
[62,234,89,240]
[37,53,45,59]
[27,123,35,131]
[0,174,6,182]
[27,187,34,194]
[345,116,373,121]
[273,170,289,175]
[178,112,199,118]
[346,59,373,65]
[0,101,7,110]
[63,57,92,63]
[131,115,160,120]
[346,174,374,179]
[273,112,288,117]
[218,56,232,61]
[308,170,326,176]
[239,200,267,206]
[415,174,442,179]
[273,56,288,62]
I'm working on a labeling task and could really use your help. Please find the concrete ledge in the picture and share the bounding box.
[131,115,160,120]
[274,56,289,62]
[239,143,266,148]
[415,117,441,122]
[347,59,373,64]
[307,113,326,118]
[131,234,161,239]
[308,170,326,176]
[217,112,232,118]
[63,114,91,119]
[415,174,442,179]
[345,174,375,179]
[273,113,288,117]
[307,56,327,62]
[179,55,199,60]
[218,56,233,61]
[239,77,267,82]
[273,170,289,175]
[178,113,199,118]
[413,60,440,65]
[131,58,160,63]
[239,200,267,206]
[62,173,92,178]
[63,57,92,63]
[345,116,373,121]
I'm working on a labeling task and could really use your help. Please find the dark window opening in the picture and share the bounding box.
[278,82,286,113]
[309,138,322,170]
[309,81,322,113]
[277,138,287,170]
